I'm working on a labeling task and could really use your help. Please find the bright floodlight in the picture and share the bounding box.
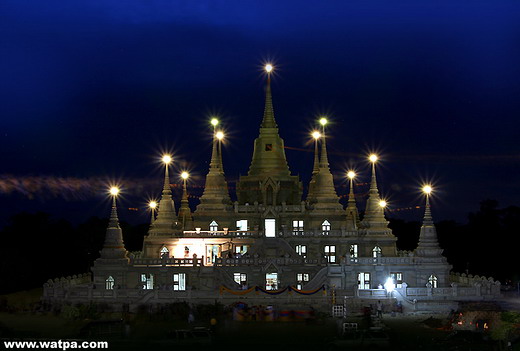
[265,64,273,73]
[369,154,378,163]
[319,117,328,126]
[384,277,395,292]
[181,171,189,180]
[216,131,224,140]
[210,118,219,126]
[312,131,321,139]
[109,187,119,196]
[379,200,387,208]
[347,171,356,180]
[423,185,433,195]
[162,155,172,164]
[149,201,157,209]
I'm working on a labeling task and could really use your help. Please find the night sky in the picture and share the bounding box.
[1,0,520,226]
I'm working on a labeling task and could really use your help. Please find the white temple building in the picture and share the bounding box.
[43,68,500,312]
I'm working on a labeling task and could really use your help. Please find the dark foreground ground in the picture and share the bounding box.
[0,311,508,351]
[2,290,520,351]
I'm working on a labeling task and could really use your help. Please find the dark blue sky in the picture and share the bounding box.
[1,0,520,225]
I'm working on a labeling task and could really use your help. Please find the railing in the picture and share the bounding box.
[183,230,258,238]
[287,230,343,237]
[214,257,328,266]
[131,258,203,266]
[358,289,388,297]
[348,257,414,265]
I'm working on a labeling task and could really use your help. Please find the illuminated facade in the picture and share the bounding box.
[43,70,500,311]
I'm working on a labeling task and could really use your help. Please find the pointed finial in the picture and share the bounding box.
[422,185,433,223]
[319,117,328,127]
[149,200,157,223]
[311,131,321,174]
[178,171,191,227]
[368,154,378,189]
[261,64,277,128]
[319,119,330,168]
[108,186,120,228]
[209,131,221,169]
[347,171,356,200]
[181,172,190,201]
[162,154,172,192]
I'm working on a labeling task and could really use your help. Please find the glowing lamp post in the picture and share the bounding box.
[347,171,356,180]
[423,185,432,196]
[265,64,273,73]
[162,154,172,165]
[384,277,395,296]
[379,200,387,208]
[369,154,378,163]
[181,171,189,188]
[211,118,219,140]
[319,117,328,135]
[109,187,119,196]
[149,200,157,221]
[109,186,119,206]
[162,154,172,181]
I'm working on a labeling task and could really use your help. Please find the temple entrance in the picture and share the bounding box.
[265,218,276,237]
[265,272,278,290]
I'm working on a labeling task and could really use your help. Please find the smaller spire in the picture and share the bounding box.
[178,173,192,229]
[197,132,231,210]
[361,158,389,231]
[416,192,444,258]
[99,193,128,261]
[306,122,341,210]
[149,159,176,235]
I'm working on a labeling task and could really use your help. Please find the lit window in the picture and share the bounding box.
[372,246,382,258]
[321,220,331,235]
[236,219,248,231]
[234,245,249,256]
[296,273,310,290]
[160,246,169,258]
[324,245,336,263]
[295,245,307,258]
[390,272,403,289]
[140,273,154,289]
[350,244,358,258]
[105,276,114,290]
[265,218,276,237]
[206,244,220,264]
[428,274,438,288]
[292,220,304,235]
[358,272,371,289]
[173,273,186,291]
[209,220,218,231]
[233,273,247,288]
